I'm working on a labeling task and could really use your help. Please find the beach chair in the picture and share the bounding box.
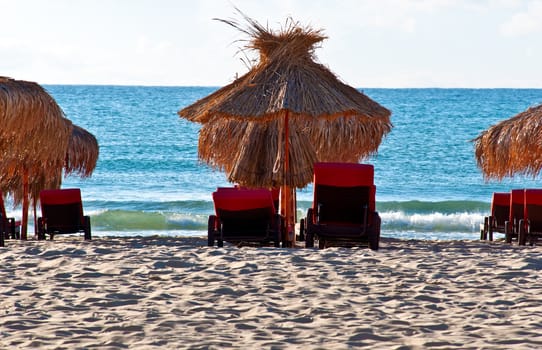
[208,187,283,247]
[303,162,381,250]
[37,188,91,240]
[481,192,510,241]
[504,189,524,244]
[518,189,542,246]
[1,191,20,240]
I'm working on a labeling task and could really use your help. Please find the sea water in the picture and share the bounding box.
[9,86,542,240]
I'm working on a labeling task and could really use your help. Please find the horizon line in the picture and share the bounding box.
[40,83,542,90]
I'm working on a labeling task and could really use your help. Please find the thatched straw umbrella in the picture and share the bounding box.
[0,76,98,238]
[179,15,392,244]
[473,104,542,180]
[65,122,100,178]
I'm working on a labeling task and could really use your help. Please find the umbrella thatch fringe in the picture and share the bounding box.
[198,115,390,185]
[199,119,317,188]
[308,115,391,161]
[197,119,246,173]
[65,122,100,177]
[474,104,542,180]
[1,171,62,207]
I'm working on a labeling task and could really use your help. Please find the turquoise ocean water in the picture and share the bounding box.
[9,86,542,240]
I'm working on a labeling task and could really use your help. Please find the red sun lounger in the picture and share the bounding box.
[1,192,21,244]
[208,187,283,247]
[504,189,525,244]
[37,188,91,240]
[518,189,542,246]
[303,162,381,250]
[481,192,510,241]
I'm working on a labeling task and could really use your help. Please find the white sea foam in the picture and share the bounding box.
[380,210,485,233]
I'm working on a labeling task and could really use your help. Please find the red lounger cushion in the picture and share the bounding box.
[492,192,510,208]
[525,189,542,206]
[524,189,542,232]
[213,189,275,213]
[509,189,525,222]
[510,189,525,205]
[314,162,374,187]
[40,188,83,206]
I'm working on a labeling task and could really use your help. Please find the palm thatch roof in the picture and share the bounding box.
[473,103,542,180]
[0,76,71,204]
[0,76,99,237]
[179,15,392,188]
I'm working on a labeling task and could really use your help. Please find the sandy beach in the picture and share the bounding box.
[1,236,541,349]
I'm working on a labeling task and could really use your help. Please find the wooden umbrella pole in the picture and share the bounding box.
[21,170,29,240]
[282,110,295,247]
[33,199,37,236]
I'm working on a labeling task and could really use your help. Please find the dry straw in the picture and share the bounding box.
[0,76,98,237]
[0,76,71,205]
[66,122,99,178]
[179,12,392,188]
[473,104,542,180]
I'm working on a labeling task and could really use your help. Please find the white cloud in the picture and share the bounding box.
[501,0,542,36]
[1,0,542,87]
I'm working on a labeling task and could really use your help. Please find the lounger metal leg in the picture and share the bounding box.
[362,205,368,234]
[368,213,381,251]
[84,216,92,240]
[305,209,314,248]
[218,222,224,247]
[488,216,494,241]
[319,239,326,249]
[504,221,512,243]
[481,216,489,241]
[481,217,488,240]
[0,214,4,247]
[518,220,526,246]
[298,218,305,242]
[305,233,314,248]
[207,215,216,247]
[37,218,46,240]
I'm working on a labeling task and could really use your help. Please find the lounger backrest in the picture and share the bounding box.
[40,188,85,228]
[510,189,525,225]
[213,188,275,216]
[491,192,510,227]
[212,188,275,233]
[313,162,376,225]
[220,186,280,213]
[524,189,542,232]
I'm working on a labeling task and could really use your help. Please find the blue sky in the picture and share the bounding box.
[1,0,541,87]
